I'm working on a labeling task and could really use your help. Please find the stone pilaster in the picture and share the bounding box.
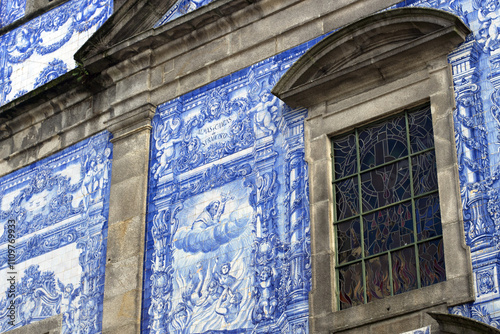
[101,103,155,334]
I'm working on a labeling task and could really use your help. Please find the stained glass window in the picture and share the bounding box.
[332,104,446,310]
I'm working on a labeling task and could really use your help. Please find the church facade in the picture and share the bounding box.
[0,0,499,333]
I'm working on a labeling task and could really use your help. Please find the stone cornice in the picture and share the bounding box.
[76,0,259,74]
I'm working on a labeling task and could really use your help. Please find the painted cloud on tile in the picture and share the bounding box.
[0,131,112,334]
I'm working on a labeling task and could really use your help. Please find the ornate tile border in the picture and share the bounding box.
[0,131,112,334]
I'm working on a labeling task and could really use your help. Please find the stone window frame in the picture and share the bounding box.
[272,8,475,333]
[331,103,446,311]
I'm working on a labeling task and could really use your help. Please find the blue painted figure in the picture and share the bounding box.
[58,281,80,332]
[216,263,237,290]
[475,0,500,52]
[216,287,243,324]
[248,93,278,136]
[192,198,227,229]
[252,266,277,322]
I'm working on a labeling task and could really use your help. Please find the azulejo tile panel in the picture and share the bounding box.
[0,0,26,28]
[0,131,112,333]
[154,0,216,27]
[0,0,113,107]
[143,38,322,333]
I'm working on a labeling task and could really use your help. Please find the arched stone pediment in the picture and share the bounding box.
[272,8,471,107]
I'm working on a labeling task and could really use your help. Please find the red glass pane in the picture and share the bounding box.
[419,239,446,287]
[392,246,418,295]
[366,255,391,302]
[339,263,364,310]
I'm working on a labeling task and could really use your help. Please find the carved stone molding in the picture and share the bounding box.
[105,103,156,142]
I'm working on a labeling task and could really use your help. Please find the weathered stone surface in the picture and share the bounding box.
[102,289,143,331]
[310,200,333,255]
[4,314,62,334]
[104,254,143,298]
[106,216,145,263]
[102,124,151,333]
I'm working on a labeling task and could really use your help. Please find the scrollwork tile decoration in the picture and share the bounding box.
[0,0,113,106]
[0,0,26,28]
[476,268,497,297]
[143,38,323,333]
[33,59,69,90]
[0,131,112,334]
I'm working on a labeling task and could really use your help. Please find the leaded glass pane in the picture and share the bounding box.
[337,218,362,264]
[339,262,364,310]
[333,105,444,308]
[392,246,418,295]
[359,115,407,170]
[415,194,441,241]
[419,239,446,287]
[336,176,359,220]
[412,151,438,195]
[363,202,413,256]
[409,105,434,153]
[333,133,357,179]
[366,255,391,302]
[361,159,411,212]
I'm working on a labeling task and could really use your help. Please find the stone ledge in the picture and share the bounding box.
[4,314,62,334]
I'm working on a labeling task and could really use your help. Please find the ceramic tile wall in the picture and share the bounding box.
[0,131,112,334]
[143,37,323,333]
[154,0,216,27]
[0,0,26,28]
[0,0,113,107]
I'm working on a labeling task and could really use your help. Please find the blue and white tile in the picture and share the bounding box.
[0,0,113,106]
[0,131,112,333]
[0,0,26,28]
[149,0,500,330]
[154,0,216,27]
